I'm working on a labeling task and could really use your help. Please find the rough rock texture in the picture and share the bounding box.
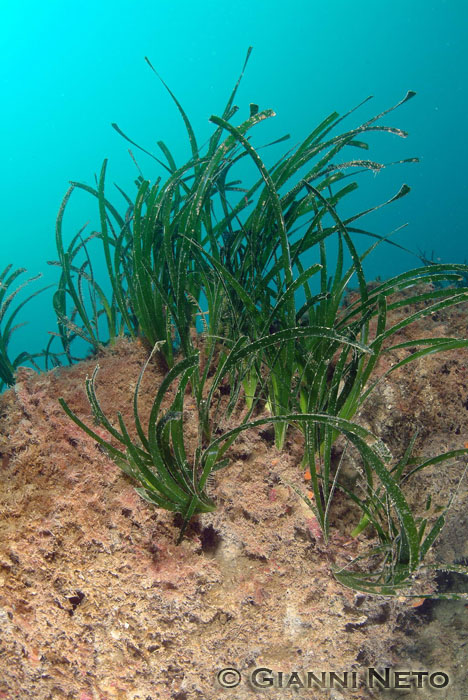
[1,291,468,700]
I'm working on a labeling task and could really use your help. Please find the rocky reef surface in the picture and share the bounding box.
[1,291,468,699]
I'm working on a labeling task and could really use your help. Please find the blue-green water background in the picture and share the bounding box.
[2,0,467,363]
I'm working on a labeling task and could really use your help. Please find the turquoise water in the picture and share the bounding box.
[1,0,467,362]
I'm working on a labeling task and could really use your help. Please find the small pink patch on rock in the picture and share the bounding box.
[306,516,323,540]
[28,646,41,667]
